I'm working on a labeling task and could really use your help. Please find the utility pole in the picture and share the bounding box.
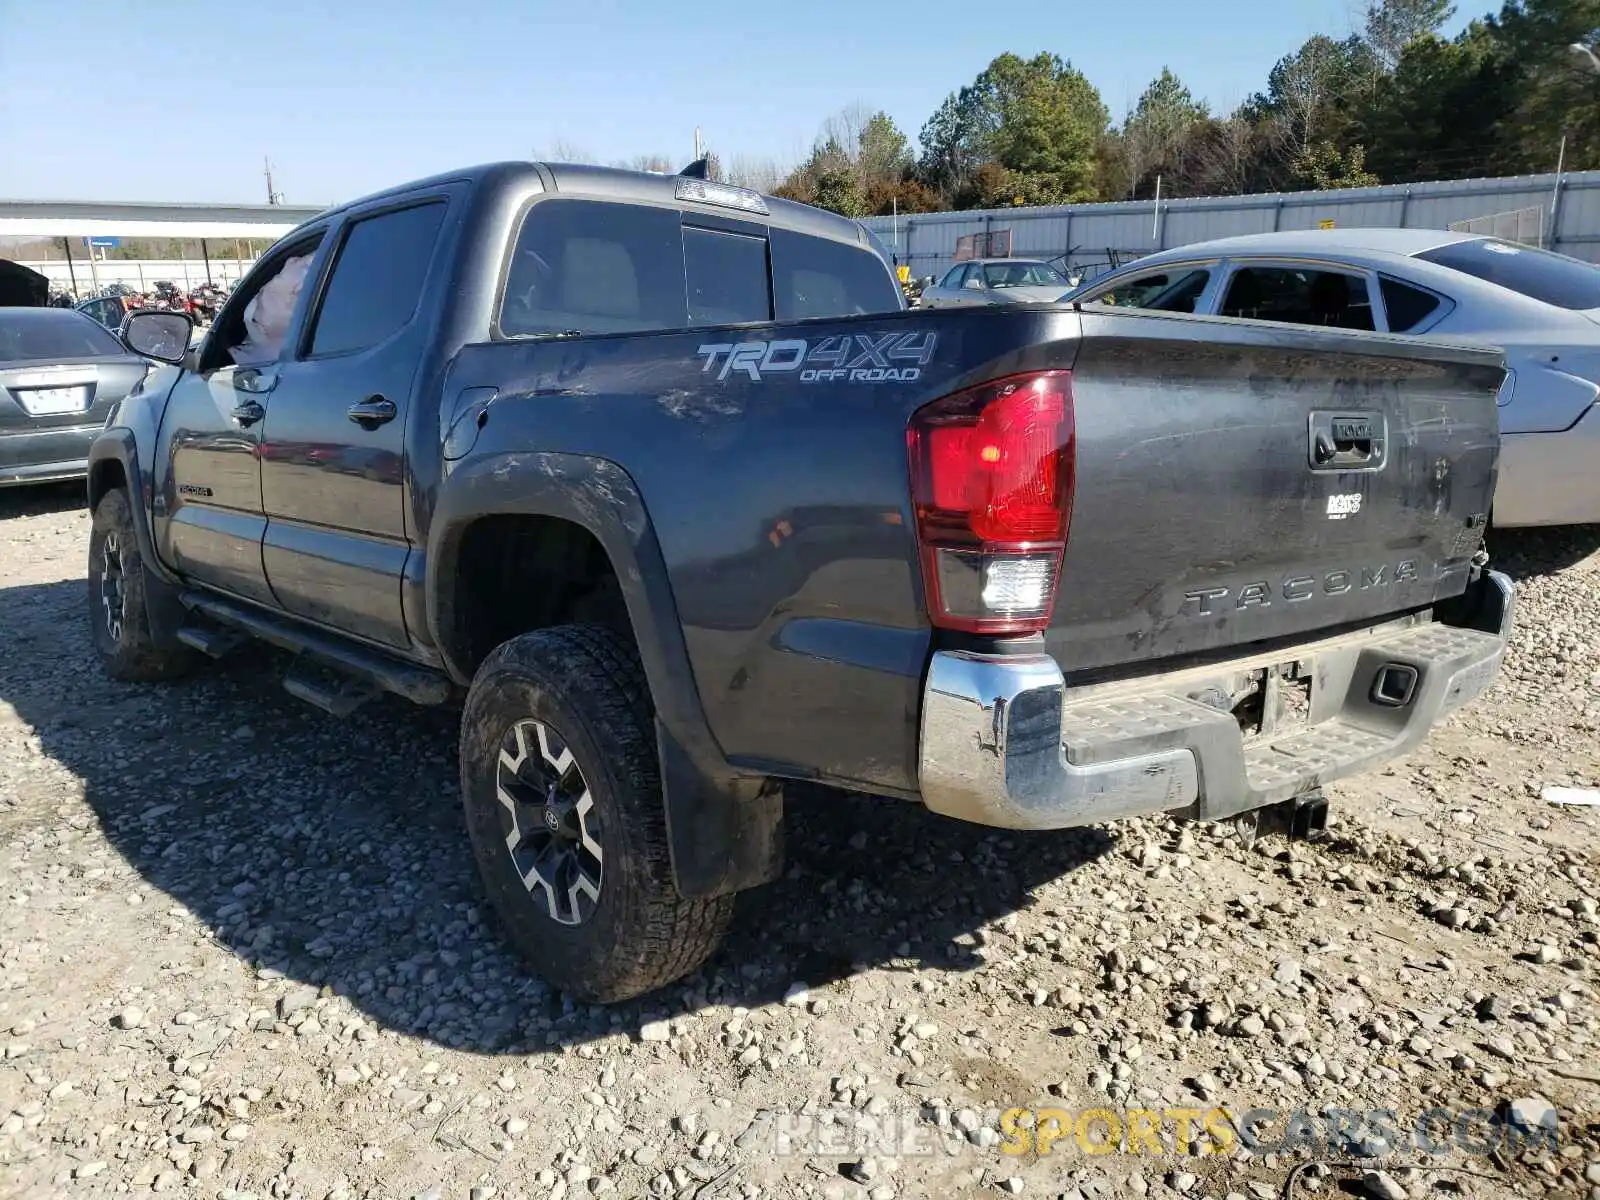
[264,157,284,206]
[1550,134,1567,250]
[693,128,703,162]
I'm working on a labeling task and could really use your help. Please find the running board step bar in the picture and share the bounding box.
[174,625,248,659]
[283,664,380,717]
[179,591,452,708]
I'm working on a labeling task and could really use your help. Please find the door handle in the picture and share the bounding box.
[231,400,265,428]
[347,396,397,430]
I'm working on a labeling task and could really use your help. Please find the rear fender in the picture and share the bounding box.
[427,451,783,898]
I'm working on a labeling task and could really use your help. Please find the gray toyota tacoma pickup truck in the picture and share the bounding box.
[88,160,1515,1002]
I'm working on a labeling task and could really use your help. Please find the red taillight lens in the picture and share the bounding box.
[907,371,1075,634]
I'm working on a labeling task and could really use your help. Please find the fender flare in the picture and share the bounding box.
[86,429,188,645]
[427,451,782,898]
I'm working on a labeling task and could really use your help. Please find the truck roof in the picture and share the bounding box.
[293,160,879,251]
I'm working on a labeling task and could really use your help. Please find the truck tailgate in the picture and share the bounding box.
[1049,310,1504,676]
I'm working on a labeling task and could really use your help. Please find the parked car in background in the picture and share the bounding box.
[1064,228,1600,528]
[0,308,147,487]
[77,294,129,332]
[920,257,1072,308]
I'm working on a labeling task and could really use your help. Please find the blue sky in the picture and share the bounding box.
[0,0,1472,206]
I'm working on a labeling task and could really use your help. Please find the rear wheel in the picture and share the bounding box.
[459,624,733,1002]
[87,488,197,682]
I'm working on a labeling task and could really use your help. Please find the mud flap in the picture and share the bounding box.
[657,721,783,898]
[140,568,191,651]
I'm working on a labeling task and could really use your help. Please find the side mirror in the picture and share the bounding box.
[122,309,194,365]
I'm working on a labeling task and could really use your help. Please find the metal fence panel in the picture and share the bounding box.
[867,170,1600,279]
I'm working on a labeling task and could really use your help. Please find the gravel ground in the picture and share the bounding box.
[2,483,1600,1200]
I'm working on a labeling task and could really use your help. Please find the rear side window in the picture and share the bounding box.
[1379,276,1444,332]
[502,200,686,336]
[1219,266,1375,331]
[684,228,770,325]
[1416,239,1600,310]
[309,202,447,357]
[770,228,901,321]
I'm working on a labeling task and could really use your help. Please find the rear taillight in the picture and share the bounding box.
[907,370,1075,635]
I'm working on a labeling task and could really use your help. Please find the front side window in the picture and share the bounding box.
[1091,268,1211,313]
[1416,239,1600,310]
[1219,266,1375,331]
[684,227,770,326]
[308,203,447,357]
[939,266,966,288]
[771,229,901,320]
[501,200,686,336]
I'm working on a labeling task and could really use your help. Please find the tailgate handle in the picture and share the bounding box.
[1331,417,1375,456]
[1310,413,1385,470]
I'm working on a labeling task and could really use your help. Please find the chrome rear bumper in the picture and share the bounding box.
[917,571,1514,830]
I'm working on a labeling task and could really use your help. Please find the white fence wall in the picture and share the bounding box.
[864,171,1600,283]
[17,257,258,294]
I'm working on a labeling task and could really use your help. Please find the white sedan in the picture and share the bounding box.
[1064,228,1600,528]
[920,258,1074,308]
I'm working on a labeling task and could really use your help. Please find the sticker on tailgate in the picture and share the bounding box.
[1326,493,1363,520]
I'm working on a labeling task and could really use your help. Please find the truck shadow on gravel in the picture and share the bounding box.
[1486,523,1600,579]
[0,480,86,519]
[0,575,1112,1055]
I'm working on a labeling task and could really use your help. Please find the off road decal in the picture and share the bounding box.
[695,331,937,384]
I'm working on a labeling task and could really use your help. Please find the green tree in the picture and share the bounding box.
[918,52,1108,206]
[775,108,914,215]
[1119,68,1209,197]
[777,137,867,216]
[917,86,999,199]
[1260,35,1377,153]
[857,111,913,188]
[1364,0,1459,68]
[1363,25,1511,181]
[1292,140,1381,188]
[986,53,1109,203]
[1487,0,1600,175]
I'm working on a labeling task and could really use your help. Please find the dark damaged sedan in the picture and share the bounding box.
[0,308,148,487]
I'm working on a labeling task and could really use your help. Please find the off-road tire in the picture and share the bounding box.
[460,624,733,1003]
[87,488,198,682]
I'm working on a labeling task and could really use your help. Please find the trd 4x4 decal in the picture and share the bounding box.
[696,331,937,384]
